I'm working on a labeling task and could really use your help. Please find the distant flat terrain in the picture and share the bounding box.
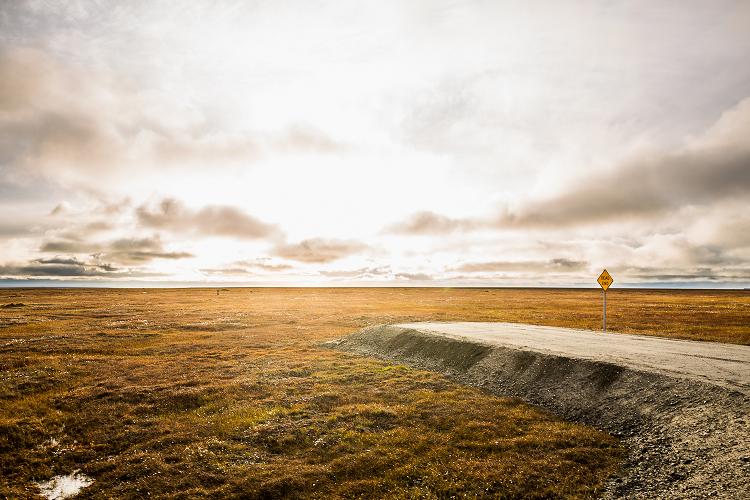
[396,322,750,394]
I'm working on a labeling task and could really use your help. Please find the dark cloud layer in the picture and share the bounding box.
[105,237,193,264]
[452,258,587,273]
[505,147,750,228]
[137,199,281,240]
[620,266,750,282]
[39,235,193,265]
[0,263,111,277]
[502,98,750,227]
[34,257,88,266]
[2,234,186,278]
[0,256,160,278]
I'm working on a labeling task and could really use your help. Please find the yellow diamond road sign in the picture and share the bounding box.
[597,269,613,291]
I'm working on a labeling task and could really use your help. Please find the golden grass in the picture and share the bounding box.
[1,287,747,498]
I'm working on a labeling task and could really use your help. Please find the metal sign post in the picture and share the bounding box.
[597,269,613,333]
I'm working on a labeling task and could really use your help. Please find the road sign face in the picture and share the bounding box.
[597,269,613,291]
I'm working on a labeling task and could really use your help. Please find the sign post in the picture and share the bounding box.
[597,269,613,332]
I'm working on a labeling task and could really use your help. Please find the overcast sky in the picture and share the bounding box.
[1,0,749,287]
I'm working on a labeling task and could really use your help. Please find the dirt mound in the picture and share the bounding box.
[326,325,750,499]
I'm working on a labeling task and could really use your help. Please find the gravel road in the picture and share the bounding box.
[395,322,750,394]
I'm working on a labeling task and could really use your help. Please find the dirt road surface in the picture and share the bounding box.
[395,322,750,394]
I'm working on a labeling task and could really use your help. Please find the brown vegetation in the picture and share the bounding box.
[1,287,747,498]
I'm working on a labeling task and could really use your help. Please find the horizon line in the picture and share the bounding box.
[1,283,748,291]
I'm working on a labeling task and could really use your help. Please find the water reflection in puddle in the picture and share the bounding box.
[36,471,93,499]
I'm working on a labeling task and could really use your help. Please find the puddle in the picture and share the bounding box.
[36,472,93,499]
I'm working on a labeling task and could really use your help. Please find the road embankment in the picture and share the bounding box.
[325,324,750,499]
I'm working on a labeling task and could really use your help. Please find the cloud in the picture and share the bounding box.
[394,272,433,281]
[40,240,92,253]
[104,237,194,264]
[501,97,750,227]
[451,258,587,273]
[49,202,70,216]
[384,211,479,235]
[53,222,116,242]
[619,266,750,282]
[200,267,254,276]
[136,199,281,240]
[0,257,159,278]
[33,257,87,266]
[388,97,750,235]
[0,47,347,191]
[708,217,750,249]
[627,233,744,271]
[40,198,128,243]
[0,263,110,277]
[319,266,391,278]
[271,125,348,154]
[200,259,295,276]
[39,235,193,265]
[82,221,115,233]
[274,238,367,263]
[234,260,294,272]
[0,222,34,237]
[0,48,130,180]
[505,149,749,227]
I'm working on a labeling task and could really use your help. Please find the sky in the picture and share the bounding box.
[1,0,749,288]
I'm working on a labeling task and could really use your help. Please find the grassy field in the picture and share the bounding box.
[1,288,748,498]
